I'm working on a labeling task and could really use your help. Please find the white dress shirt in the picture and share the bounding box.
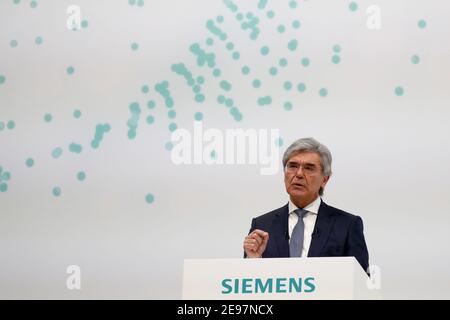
[288,196,321,257]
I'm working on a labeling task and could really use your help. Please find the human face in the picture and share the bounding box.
[284,151,330,208]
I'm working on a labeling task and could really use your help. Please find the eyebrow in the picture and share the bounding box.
[287,161,318,167]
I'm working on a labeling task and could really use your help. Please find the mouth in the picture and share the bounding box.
[292,182,306,189]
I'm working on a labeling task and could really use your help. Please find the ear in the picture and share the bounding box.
[321,175,330,188]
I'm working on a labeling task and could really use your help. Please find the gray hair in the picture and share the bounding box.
[282,137,332,196]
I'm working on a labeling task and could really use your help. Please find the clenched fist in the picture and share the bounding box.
[243,229,269,258]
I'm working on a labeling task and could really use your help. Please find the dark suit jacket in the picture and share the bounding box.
[246,200,369,272]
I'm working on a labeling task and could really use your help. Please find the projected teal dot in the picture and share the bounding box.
[289,1,297,9]
[77,171,86,181]
[141,85,149,94]
[232,52,240,60]
[275,137,284,147]
[284,102,293,111]
[252,79,261,88]
[168,123,177,132]
[13,0,21,4]
[195,94,205,102]
[52,147,63,159]
[10,40,18,48]
[292,20,301,29]
[349,2,358,11]
[277,25,285,33]
[284,81,292,91]
[220,80,231,91]
[260,46,269,56]
[131,42,139,51]
[223,98,232,107]
[418,19,427,29]
[0,75,5,85]
[2,171,10,181]
[145,193,154,204]
[411,54,420,64]
[67,66,75,75]
[269,67,278,76]
[137,0,144,7]
[165,142,173,151]
[242,66,250,75]
[26,158,34,167]
[196,76,205,84]
[206,38,214,46]
[301,57,310,67]
[332,55,341,64]
[146,115,154,124]
[194,112,203,121]
[52,187,61,197]
[7,120,15,130]
[297,83,306,92]
[216,15,224,23]
[69,143,82,153]
[226,42,234,51]
[333,44,341,53]
[30,0,37,8]
[217,95,226,104]
[44,113,52,123]
[0,122,4,131]
[236,13,243,20]
[147,100,156,109]
[129,0,136,5]
[213,69,221,77]
[73,109,82,118]
[81,20,88,29]
[279,58,288,67]
[395,86,404,96]
[267,10,275,18]
[288,39,298,51]
[168,110,176,119]
[0,183,7,193]
[319,88,328,97]
[35,36,43,45]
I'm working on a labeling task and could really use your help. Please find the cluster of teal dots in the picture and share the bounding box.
[0,120,16,131]
[217,95,243,121]
[190,43,218,83]
[0,166,11,193]
[239,12,260,40]
[155,81,178,133]
[206,18,227,41]
[127,102,141,139]
[69,143,82,154]
[349,2,358,12]
[91,123,111,148]
[12,0,37,8]
[331,44,341,64]
[215,15,241,61]
[171,63,205,103]
[146,100,156,125]
[257,96,272,106]
[128,0,145,7]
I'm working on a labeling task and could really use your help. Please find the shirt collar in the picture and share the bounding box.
[288,196,321,215]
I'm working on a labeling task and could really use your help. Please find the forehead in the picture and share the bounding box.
[287,151,322,164]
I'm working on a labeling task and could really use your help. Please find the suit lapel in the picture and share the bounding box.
[272,203,290,258]
[307,200,336,257]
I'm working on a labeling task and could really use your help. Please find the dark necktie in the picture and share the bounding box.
[289,208,308,257]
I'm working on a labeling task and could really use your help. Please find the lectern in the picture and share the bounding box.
[183,257,380,299]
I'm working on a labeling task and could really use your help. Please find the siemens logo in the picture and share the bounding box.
[221,277,315,294]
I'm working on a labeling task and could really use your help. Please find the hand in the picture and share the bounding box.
[243,229,269,258]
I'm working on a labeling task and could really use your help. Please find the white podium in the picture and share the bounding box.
[183,257,380,300]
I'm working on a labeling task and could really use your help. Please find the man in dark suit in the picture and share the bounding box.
[243,137,369,273]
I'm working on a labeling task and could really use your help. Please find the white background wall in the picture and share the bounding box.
[1,0,449,299]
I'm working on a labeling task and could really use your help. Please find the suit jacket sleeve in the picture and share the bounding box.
[345,216,369,273]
